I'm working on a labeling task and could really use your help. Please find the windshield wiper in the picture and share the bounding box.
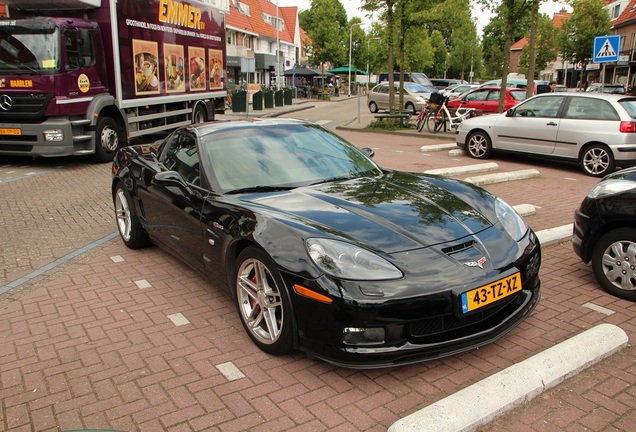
[309,174,357,186]
[225,185,297,194]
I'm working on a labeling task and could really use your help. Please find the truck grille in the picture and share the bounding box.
[0,94,53,120]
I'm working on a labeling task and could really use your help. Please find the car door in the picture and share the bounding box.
[375,84,390,110]
[492,95,565,155]
[138,131,207,272]
[553,96,621,158]
[459,89,491,112]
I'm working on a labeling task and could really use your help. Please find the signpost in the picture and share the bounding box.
[593,35,620,92]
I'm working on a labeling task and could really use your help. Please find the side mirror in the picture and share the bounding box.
[505,108,515,117]
[361,147,375,158]
[154,171,201,199]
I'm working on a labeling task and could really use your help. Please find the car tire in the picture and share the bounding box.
[94,116,123,163]
[234,246,295,355]
[193,104,207,124]
[113,183,151,249]
[405,102,416,115]
[591,228,636,301]
[580,144,615,177]
[467,131,493,159]
[368,101,379,113]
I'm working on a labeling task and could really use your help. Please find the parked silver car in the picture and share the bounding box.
[456,92,636,177]
[367,82,434,114]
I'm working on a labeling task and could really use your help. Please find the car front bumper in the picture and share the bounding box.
[283,232,542,368]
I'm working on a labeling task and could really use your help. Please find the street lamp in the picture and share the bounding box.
[348,22,362,97]
[366,37,380,92]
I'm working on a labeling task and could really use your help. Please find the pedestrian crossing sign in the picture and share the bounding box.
[593,35,620,63]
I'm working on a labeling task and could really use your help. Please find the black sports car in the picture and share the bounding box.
[111,118,541,368]
[573,166,636,300]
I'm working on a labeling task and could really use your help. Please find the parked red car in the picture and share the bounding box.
[446,86,526,114]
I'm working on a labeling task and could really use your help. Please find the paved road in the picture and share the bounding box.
[0,97,634,431]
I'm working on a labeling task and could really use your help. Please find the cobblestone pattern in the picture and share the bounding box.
[0,127,634,431]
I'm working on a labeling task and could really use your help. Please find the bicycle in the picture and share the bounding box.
[421,94,476,133]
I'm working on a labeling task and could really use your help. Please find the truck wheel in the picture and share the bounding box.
[193,105,207,124]
[94,116,123,163]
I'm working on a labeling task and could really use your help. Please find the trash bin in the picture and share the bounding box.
[274,89,284,107]
[264,90,274,109]
[283,89,293,105]
[252,91,263,111]
[232,90,246,112]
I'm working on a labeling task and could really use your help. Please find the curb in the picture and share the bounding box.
[388,323,629,432]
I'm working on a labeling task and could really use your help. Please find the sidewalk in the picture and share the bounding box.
[1,97,634,431]
[218,94,457,140]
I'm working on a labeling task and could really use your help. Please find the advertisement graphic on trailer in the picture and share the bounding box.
[116,0,225,100]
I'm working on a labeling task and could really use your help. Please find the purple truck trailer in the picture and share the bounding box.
[0,0,228,161]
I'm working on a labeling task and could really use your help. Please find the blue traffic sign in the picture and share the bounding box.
[593,35,620,63]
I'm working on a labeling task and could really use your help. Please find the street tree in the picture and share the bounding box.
[557,0,611,87]
[299,0,348,74]
[518,12,557,80]
[478,0,532,112]
[361,0,398,113]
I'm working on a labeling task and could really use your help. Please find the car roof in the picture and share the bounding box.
[178,118,312,137]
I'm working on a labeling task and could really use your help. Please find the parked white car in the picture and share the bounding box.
[456,92,636,177]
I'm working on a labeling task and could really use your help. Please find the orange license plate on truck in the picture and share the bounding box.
[0,128,21,135]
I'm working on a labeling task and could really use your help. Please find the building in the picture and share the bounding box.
[225,0,302,90]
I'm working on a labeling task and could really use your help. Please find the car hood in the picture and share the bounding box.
[248,171,495,253]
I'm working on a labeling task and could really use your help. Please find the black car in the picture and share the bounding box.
[573,167,636,300]
[111,118,541,368]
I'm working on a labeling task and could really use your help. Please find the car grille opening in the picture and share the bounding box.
[409,293,525,341]
[441,240,475,254]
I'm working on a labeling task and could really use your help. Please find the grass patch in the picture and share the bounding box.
[366,118,415,131]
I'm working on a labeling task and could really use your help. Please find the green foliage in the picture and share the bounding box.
[558,0,612,64]
[366,117,415,130]
[519,13,558,76]
[300,0,349,67]
[481,1,531,79]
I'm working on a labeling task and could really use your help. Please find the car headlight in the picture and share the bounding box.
[587,180,636,199]
[306,238,402,280]
[495,198,528,241]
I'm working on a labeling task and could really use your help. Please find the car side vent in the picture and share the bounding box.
[442,240,474,254]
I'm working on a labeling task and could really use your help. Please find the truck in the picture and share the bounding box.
[0,0,228,162]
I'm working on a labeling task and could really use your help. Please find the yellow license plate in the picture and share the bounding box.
[0,128,21,135]
[461,272,521,314]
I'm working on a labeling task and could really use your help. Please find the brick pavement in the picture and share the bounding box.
[1,100,635,431]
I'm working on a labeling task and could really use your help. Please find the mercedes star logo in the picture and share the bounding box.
[0,94,12,111]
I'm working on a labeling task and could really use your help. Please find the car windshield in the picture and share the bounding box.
[403,83,429,93]
[510,90,527,100]
[202,123,383,193]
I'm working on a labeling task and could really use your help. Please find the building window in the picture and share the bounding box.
[612,4,620,19]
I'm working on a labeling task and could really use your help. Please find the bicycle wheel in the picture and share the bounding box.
[427,110,445,133]
[416,111,427,132]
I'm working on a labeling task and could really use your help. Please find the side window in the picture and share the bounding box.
[380,85,389,94]
[466,90,488,101]
[565,97,619,121]
[65,30,80,70]
[65,29,94,70]
[161,132,201,186]
[514,96,564,118]
[486,90,500,101]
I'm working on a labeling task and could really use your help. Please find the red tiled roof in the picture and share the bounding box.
[509,9,571,51]
[226,2,255,33]
[552,10,570,28]
[511,37,528,50]
[613,0,636,26]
